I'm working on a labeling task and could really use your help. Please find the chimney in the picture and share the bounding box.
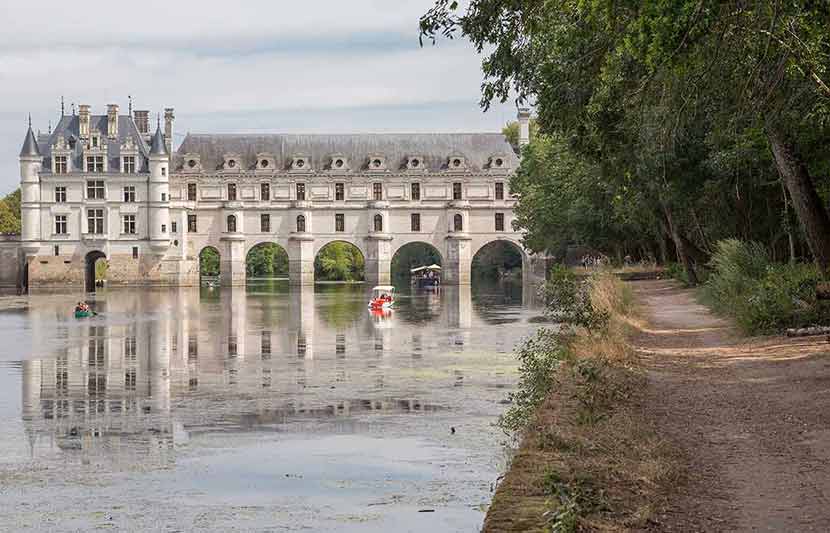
[517,108,531,147]
[107,104,119,139]
[78,104,91,139]
[164,108,175,154]
[134,110,149,135]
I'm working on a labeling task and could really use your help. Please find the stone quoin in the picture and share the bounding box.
[13,104,543,290]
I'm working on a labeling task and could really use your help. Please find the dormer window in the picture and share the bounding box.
[123,156,136,173]
[227,159,236,169]
[291,155,310,171]
[329,154,349,171]
[91,135,99,149]
[223,154,241,171]
[54,156,68,174]
[447,155,467,171]
[489,155,509,170]
[188,159,197,168]
[183,154,202,172]
[256,153,275,170]
[367,154,386,171]
[52,137,71,174]
[406,155,425,170]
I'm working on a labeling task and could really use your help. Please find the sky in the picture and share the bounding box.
[0,0,520,194]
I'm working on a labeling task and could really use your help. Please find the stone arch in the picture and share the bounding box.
[84,250,106,293]
[471,238,528,281]
[390,241,444,280]
[199,246,221,281]
[314,240,366,282]
[245,241,289,280]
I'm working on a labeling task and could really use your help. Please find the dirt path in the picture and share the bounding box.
[634,280,830,532]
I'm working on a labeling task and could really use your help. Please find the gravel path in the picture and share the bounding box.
[634,280,830,532]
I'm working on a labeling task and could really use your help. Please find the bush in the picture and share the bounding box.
[701,239,829,334]
[542,265,610,333]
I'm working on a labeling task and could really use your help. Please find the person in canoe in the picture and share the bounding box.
[74,301,94,318]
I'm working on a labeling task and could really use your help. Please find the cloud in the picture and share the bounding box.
[0,0,520,194]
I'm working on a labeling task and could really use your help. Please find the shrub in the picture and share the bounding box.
[701,239,830,334]
[542,265,610,333]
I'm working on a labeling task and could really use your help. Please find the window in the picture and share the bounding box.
[91,136,99,148]
[187,183,197,201]
[452,182,462,200]
[55,215,67,235]
[123,156,136,173]
[296,215,306,232]
[87,208,104,234]
[171,221,177,233]
[161,224,166,233]
[411,183,420,201]
[373,214,383,232]
[87,156,104,173]
[495,212,505,231]
[227,183,236,201]
[335,213,345,232]
[161,192,167,202]
[55,186,66,203]
[132,247,138,259]
[55,156,67,174]
[261,183,270,201]
[123,186,135,203]
[373,183,383,201]
[188,214,197,233]
[411,213,421,232]
[161,167,166,177]
[227,215,237,233]
[54,245,59,256]
[296,183,305,201]
[453,214,463,232]
[228,336,238,356]
[261,331,271,356]
[123,214,136,235]
[335,183,344,201]
[495,182,504,200]
[261,213,270,232]
[87,180,104,199]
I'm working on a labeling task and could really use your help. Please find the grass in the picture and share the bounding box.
[484,272,677,532]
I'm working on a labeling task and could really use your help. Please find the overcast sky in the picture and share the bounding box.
[0,0,519,194]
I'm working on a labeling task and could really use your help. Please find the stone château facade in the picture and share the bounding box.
[16,104,538,290]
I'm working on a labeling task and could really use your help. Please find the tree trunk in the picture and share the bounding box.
[766,124,830,274]
[662,204,699,285]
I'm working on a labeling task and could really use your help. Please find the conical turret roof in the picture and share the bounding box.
[19,125,41,157]
[150,124,168,156]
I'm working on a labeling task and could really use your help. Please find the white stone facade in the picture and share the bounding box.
[19,105,540,290]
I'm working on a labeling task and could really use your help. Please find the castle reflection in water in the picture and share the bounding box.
[20,283,538,464]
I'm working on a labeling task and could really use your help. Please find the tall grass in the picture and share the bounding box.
[700,239,829,334]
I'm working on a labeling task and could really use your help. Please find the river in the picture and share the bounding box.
[0,281,543,532]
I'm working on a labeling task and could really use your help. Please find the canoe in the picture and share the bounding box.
[74,310,91,319]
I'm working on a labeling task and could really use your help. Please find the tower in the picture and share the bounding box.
[19,119,42,255]
[148,123,170,252]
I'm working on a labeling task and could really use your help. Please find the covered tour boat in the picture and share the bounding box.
[410,264,441,288]
[368,285,396,309]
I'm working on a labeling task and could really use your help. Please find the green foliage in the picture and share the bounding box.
[314,242,365,281]
[94,258,107,281]
[498,328,568,434]
[701,239,830,334]
[502,117,539,151]
[391,242,442,279]
[542,265,609,334]
[246,243,289,278]
[199,247,220,277]
[471,240,522,279]
[0,189,21,234]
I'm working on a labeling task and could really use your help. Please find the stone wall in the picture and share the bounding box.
[0,235,21,289]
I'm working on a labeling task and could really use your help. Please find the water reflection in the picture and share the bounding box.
[16,281,539,466]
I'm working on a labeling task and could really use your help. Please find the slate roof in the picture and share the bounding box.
[174,133,518,172]
[19,126,41,157]
[37,115,150,173]
[150,125,168,156]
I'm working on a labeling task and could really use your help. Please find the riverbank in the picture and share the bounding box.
[483,275,676,531]
[484,278,830,531]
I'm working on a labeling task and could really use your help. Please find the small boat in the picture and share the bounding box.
[368,285,396,309]
[410,264,441,288]
[74,309,92,319]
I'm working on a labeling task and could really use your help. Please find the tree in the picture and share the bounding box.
[502,117,540,152]
[420,1,830,276]
[314,242,365,281]
[199,247,220,277]
[0,189,21,234]
[246,243,289,278]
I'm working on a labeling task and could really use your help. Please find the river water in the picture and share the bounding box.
[0,282,543,532]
